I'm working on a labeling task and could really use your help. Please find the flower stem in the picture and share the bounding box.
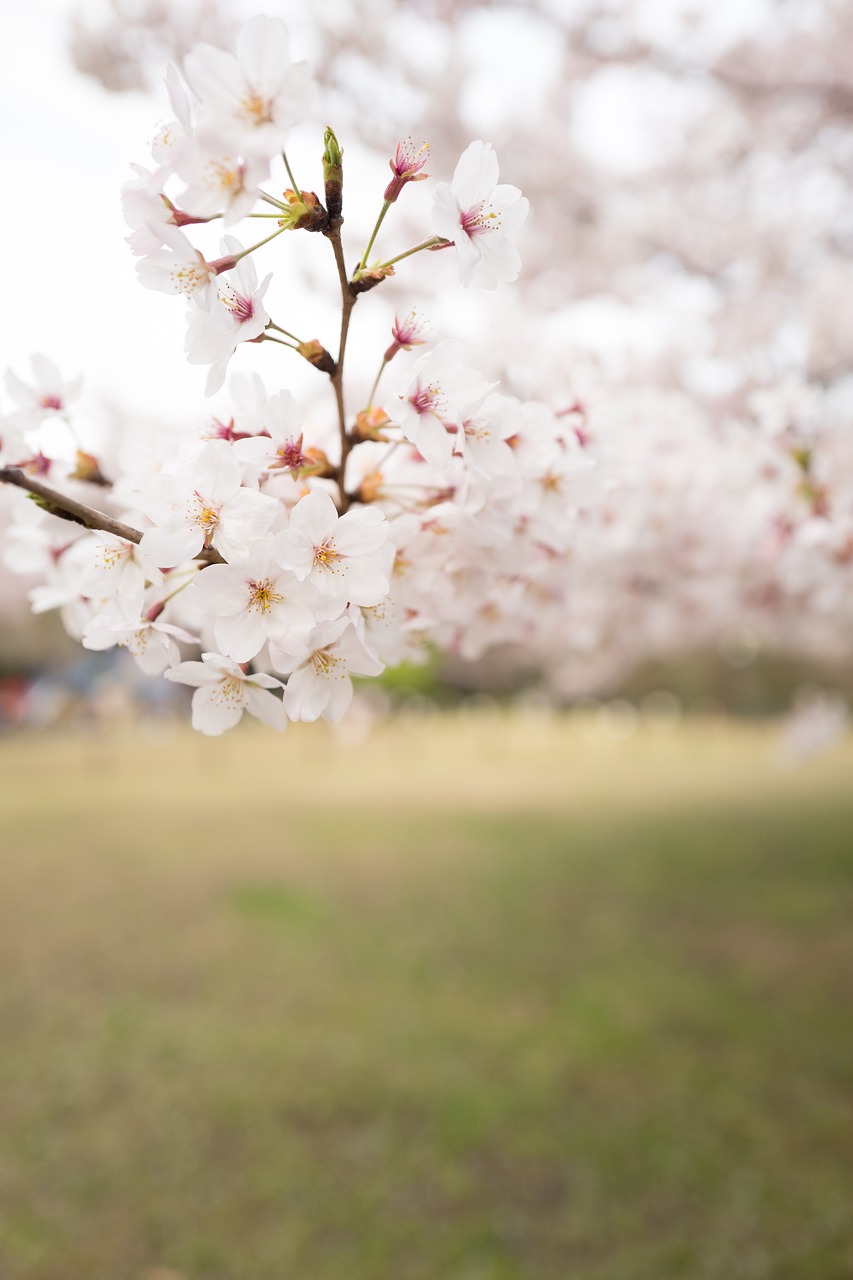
[281,149,300,195]
[262,334,299,350]
[376,439,404,471]
[357,200,392,273]
[157,573,198,608]
[367,358,389,410]
[260,192,289,212]
[234,226,287,261]
[366,236,448,275]
[267,320,303,343]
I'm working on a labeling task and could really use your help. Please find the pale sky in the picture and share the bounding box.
[1,0,210,429]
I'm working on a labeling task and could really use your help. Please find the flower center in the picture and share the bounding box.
[460,202,499,239]
[313,539,340,569]
[240,91,272,126]
[392,138,430,178]
[210,160,242,192]
[273,440,308,472]
[100,543,129,569]
[248,578,283,613]
[462,417,490,442]
[222,286,254,324]
[192,492,221,544]
[311,648,341,677]
[173,263,210,295]
[409,381,445,417]
[122,627,149,656]
[215,676,245,706]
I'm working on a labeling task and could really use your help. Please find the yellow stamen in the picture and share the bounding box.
[240,92,271,125]
[248,579,284,613]
[313,539,340,569]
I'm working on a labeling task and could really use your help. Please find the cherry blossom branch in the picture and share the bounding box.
[0,467,225,564]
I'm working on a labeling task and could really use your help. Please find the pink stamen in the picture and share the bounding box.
[225,291,254,323]
[271,434,309,472]
[460,206,485,238]
[409,386,440,416]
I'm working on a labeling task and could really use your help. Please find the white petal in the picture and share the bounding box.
[214,608,267,662]
[452,141,499,209]
[284,664,330,722]
[289,488,338,542]
[322,675,354,722]
[244,683,287,732]
[334,506,388,556]
[139,524,204,568]
[165,659,221,688]
[191,685,244,735]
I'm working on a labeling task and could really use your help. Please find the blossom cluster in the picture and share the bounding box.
[18,0,849,715]
[1,14,597,736]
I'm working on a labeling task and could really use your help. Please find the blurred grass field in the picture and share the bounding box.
[0,711,851,1280]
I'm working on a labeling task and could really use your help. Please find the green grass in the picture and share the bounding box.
[0,714,851,1279]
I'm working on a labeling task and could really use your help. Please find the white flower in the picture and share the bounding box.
[0,414,27,468]
[506,401,564,480]
[273,488,392,605]
[233,390,308,483]
[432,141,529,289]
[121,164,176,257]
[348,597,409,667]
[165,652,286,735]
[77,532,161,614]
[150,63,194,168]
[388,339,494,469]
[188,552,318,663]
[270,619,384,723]
[26,537,99,639]
[456,392,519,481]
[185,238,271,395]
[1,504,70,576]
[136,441,279,567]
[136,224,220,300]
[4,355,81,433]
[82,609,198,676]
[175,142,268,225]
[182,16,316,160]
